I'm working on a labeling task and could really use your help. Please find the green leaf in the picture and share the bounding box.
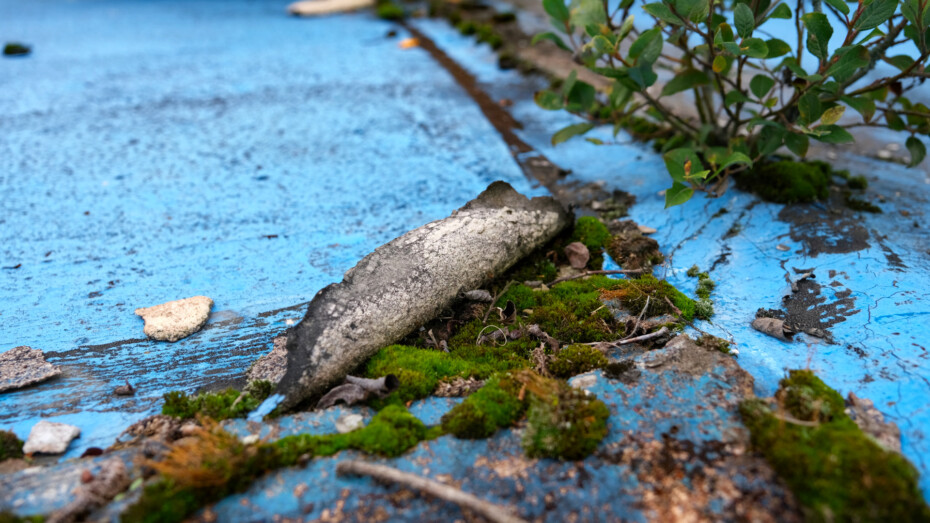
[886,110,906,130]
[629,28,663,64]
[734,3,756,38]
[827,45,869,82]
[823,0,850,16]
[628,63,659,88]
[856,27,887,45]
[802,13,833,60]
[820,105,845,125]
[643,2,681,24]
[855,0,899,31]
[725,89,751,106]
[531,32,571,51]
[534,90,564,110]
[887,54,916,70]
[712,54,728,73]
[586,137,605,145]
[570,0,607,28]
[661,69,711,97]
[663,148,701,183]
[906,136,927,166]
[588,34,615,55]
[561,70,578,97]
[902,0,930,29]
[618,14,636,39]
[740,38,769,58]
[750,75,776,98]
[814,125,855,144]
[765,38,792,58]
[542,0,570,23]
[785,132,810,157]
[715,22,735,43]
[841,96,876,121]
[757,125,787,156]
[674,0,709,22]
[798,93,823,125]
[665,182,695,208]
[552,123,596,145]
[768,2,792,19]
[718,151,753,171]
[566,81,597,112]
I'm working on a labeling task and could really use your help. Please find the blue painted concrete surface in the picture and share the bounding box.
[0,0,539,458]
[407,17,930,496]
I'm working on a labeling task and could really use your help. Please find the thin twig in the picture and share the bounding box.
[548,269,644,286]
[615,326,670,346]
[625,296,650,339]
[482,280,514,324]
[663,296,682,317]
[336,461,528,523]
[771,412,821,428]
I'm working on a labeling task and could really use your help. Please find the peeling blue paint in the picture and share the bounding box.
[0,0,540,460]
[406,17,930,498]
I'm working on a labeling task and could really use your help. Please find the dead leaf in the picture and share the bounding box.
[399,38,420,50]
[775,244,790,251]
[751,317,795,342]
[463,290,493,302]
[317,375,399,409]
[564,241,590,270]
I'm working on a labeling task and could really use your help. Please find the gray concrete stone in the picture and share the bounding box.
[0,346,61,393]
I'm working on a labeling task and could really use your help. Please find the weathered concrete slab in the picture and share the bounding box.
[0,0,540,459]
[407,15,930,498]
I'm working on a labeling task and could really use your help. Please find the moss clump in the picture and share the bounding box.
[847,175,868,190]
[125,405,435,523]
[440,375,525,439]
[0,513,44,523]
[740,370,930,522]
[696,277,715,299]
[694,299,714,320]
[570,217,611,253]
[600,274,697,322]
[695,334,731,354]
[375,2,405,20]
[548,344,607,378]
[491,11,517,23]
[686,264,700,277]
[161,381,273,421]
[364,344,528,403]
[737,161,830,203]
[522,382,610,460]
[2,43,30,56]
[845,194,882,213]
[0,430,24,461]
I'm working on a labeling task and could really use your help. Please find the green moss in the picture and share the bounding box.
[570,217,612,253]
[476,25,504,49]
[441,375,525,439]
[686,265,700,277]
[600,274,697,322]
[161,381,273,421]
[847,174,868,190]
[491,11,517,23]
[740,370,930,522]
[845,194,882,213]
[375,2,405,20]
[548,344,608,378]
[695,278,715,300]
[364,344,528,403]
[0,513,44,523]
[694,298,714,320]
[125,406,433,523]
[522,384,610,460]
[737,161,830,203]
[0,430,23,461]
[2,43,30,56]
[695,334,731,354]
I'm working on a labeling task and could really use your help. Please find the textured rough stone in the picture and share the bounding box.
[274,182,571,411]
[335,413,364,434]
[134,296,213,342]
[247,335,288,384]
[846,392,903,453]
[23,421,81,454]
[287,0,374,16]
[0,346,62,393]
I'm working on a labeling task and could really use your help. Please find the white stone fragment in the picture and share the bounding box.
[335,413,365,434]
[23,420,80,454]
[135,296,213,342]
[287,0,374,16]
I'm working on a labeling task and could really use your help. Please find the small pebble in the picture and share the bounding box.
[776,244,790,251]
[335,413,364,434]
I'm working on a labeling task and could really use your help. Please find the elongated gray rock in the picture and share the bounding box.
[274,181,571,412]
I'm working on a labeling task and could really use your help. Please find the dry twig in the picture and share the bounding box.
[336,460,528,523]
[482,280,514,324]
[547,269,644,286]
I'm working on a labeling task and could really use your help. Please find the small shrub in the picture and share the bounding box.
[533,0,930,206]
